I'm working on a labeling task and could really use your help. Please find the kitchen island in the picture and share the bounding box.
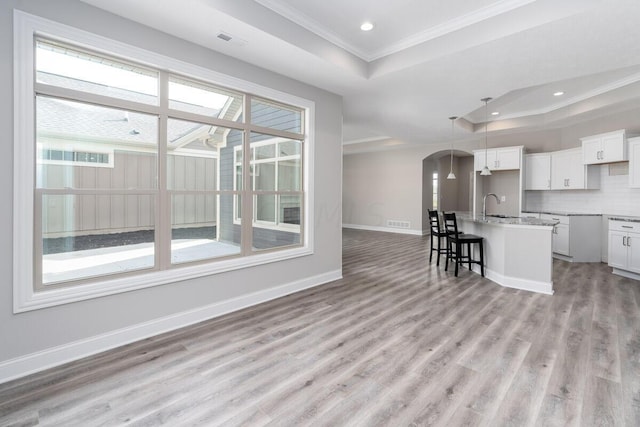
[454,212,559,295]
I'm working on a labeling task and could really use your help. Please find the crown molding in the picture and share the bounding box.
[255,0,536,62]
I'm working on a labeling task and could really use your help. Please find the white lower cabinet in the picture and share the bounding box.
[609,220,640,274]
[540,213,601,262]
[553,223,570,256]
[541,214,570,256]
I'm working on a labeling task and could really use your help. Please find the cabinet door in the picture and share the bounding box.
[582,138,602,164]
[565,150,585,189]
[525,154,551,190]
[551,151,570,189]
[601,133,626,163]
[494,147,521,170]
[628,233,640,273]
[475,150,497,171]
[608,231,627,269]
[553,223,570,256]
[630,139,640,188]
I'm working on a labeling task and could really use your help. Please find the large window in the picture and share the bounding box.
[14,13,313,311]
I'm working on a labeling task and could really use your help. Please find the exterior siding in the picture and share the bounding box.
[40,150,217,237]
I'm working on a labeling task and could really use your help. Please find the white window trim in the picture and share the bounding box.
[13,11,315,313]
[232,138,302,231]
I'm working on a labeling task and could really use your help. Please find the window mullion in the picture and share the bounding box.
[275,158,280,225]
[35,83,161,116]
[157,71,170,270]
[249,124,303,141]
[241,95,253,255]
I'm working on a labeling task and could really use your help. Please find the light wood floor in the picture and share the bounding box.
[1,228,639,426]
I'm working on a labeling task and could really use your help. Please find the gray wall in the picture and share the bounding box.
[343,148,425,232]
[437,155,474,213]
[1,1,342,364]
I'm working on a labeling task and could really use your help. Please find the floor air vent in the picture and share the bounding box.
[387,220,410,229]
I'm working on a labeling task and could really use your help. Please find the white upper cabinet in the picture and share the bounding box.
[525,153,551,190]
[629,137,640,188]
[474,146,522,171]
[551,148,600,190]
[581,129,627,164]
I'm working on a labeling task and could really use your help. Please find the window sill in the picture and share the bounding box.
[15,245,313,313]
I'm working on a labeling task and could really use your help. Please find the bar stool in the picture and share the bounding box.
[443,212,485,277]
[427,209,449,266]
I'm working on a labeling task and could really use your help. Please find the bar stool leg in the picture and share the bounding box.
[429,234,434,263]
[445,238,450,271]
[479,240,485,277]
[454,242,460,277]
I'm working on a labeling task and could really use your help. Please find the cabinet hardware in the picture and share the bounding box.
[623,236,627,246]
[622,225,633,229]
[629,237,632,247]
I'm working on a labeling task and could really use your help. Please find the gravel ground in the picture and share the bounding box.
[43,227,216,255]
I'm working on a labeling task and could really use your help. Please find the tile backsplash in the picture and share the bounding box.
[525,165,640,216]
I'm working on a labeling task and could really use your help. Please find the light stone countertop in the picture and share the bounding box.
[454,212,559,227]
[522,210,602,217]
[609,216,640,223]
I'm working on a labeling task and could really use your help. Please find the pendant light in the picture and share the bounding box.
[480,97,493,176]
[447,116,457,180]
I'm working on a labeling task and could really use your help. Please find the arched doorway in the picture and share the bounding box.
[422,150,473,231]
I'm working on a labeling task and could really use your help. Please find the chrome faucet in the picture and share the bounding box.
[483,193,500,217]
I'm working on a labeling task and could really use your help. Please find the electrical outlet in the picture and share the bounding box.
[500,195,506,202]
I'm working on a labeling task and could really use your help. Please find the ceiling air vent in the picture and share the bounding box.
[216,31,247,47]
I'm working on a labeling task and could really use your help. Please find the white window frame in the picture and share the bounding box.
[233,137,302,232]
[13,11,315,313]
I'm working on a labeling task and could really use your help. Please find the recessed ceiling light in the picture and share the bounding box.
[553,91,565,97]
[491,111,500,116]
[360,22,374,31]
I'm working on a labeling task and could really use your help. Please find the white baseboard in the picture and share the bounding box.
[342,223,425,236]
[0,269,342,385]
[471,266,554,295]
[612,267,640,281]
[474,266,553,295]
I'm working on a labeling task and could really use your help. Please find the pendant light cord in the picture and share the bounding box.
[449,116,457,175]
[481,97,493,171]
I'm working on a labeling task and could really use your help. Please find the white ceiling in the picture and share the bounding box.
[79,0,640,153]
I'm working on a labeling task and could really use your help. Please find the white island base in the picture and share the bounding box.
[457,215,555,295]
